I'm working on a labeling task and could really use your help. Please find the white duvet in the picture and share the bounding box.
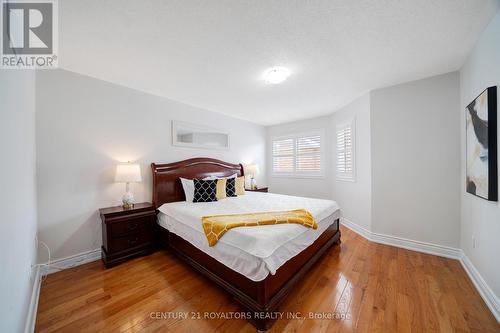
[157,192,340,280]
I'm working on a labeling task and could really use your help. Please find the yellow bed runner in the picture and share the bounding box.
[202,209,317,247]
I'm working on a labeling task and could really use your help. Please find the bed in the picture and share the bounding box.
[152,158,341,330]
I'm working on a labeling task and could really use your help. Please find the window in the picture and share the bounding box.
[336,119,355,181]
[272,131,323,177]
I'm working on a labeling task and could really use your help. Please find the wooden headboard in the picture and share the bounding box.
[151,157,244,208]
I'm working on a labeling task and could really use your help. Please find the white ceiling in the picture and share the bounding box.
[59,0,499,126]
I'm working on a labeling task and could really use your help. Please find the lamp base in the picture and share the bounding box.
[122,191,135,209]
[250,177,257,190]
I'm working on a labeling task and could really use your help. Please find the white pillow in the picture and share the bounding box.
[180,178,195,202]
[203,173,237,180]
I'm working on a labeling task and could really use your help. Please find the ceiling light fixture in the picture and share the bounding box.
[264,66,291,84]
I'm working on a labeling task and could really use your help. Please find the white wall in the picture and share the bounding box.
[331,93,372,231]
[36,69,266,261]
[0,70,38,332]
[266,116,332,199]
[370,72,461,247]
[460,10,500,301]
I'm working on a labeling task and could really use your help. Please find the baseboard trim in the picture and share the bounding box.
[370,231,461,259]
[341,217,499,323]
[45,248,101,275]
[24,249,101,331]
[24,265,41,333]
[341,218,461,259]
[459,250,500,322]
[340,218,372,241]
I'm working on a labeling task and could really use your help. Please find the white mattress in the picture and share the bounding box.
[157,192,340,281]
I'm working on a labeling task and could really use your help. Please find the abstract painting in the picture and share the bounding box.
[466,86,497,201]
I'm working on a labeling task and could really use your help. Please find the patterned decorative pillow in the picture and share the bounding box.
[193,179,218,202]
[226,177,237,197]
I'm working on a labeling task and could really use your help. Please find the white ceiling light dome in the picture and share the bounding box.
[264,66,291,84]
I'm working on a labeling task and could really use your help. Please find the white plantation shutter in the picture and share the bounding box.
[336,121,355,180]
[272,131,323,176]
[296,135,321,172]
[272,138,295,173]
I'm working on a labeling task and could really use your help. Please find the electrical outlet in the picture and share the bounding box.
[29,263,34,283]
[472,235,476,249]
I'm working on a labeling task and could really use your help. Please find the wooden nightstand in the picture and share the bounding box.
[100,202,156,268]
[245,187,269,193]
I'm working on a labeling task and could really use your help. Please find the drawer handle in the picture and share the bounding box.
[127,223,138,231]
[128,237,139,246]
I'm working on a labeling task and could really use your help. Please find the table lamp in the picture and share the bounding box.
[244,164,260,190]
[115,162,142,208]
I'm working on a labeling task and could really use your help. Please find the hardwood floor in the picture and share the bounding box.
[35,226,499,332]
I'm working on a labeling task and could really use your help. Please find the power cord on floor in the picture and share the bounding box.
[32,236,66,281]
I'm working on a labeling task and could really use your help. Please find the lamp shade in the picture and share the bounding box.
[244,164,259,176]
[115,163,142,183]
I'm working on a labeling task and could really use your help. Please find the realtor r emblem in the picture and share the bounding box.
[1,0,58,68]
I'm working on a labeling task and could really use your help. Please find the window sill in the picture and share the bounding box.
[336,177,356,183]
[272,173,325,179]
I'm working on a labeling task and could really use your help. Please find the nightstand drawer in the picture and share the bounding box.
[107,228,153,253]
[109,215,153,236]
